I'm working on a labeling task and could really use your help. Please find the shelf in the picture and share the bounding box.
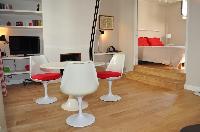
[0,26,43,29]
[0,9,42,15]
[4,71,30,76]
[3,56,30,60]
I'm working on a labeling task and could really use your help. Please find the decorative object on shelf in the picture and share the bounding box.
[106,46,118,53]
[16,21,23,26]
[5,4,12,9]
[6,21,11,26]
[8,4,13,9]
[29,22,33,26]
[25,64,30,71]
[99,15,114,30]
[0,3,12,9]
[32,20,42,26]
[37,3,40,11]
[0,3,13,9]
[3,67,11,73]
[0,3,5,9]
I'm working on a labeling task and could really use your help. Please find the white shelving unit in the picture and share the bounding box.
[0,9,42,15]
[2,56,30,85]
[0,0,43,28]
[2,56,30,60]
[4,71,30,76]
[0,0,43,85]
[0,25,43,29]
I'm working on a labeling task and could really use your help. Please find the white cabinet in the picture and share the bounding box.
[2,56,30,85]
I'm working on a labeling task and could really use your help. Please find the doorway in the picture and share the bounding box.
[135,0,186,72]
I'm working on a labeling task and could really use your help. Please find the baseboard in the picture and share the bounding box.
[184,84,200,92]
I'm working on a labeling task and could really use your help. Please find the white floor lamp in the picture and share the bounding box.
[165,34,172,45]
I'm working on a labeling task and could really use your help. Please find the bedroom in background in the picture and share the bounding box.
[127,0,187,90]
[137,0,186,69]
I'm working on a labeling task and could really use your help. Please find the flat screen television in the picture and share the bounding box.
[9,36,40,56]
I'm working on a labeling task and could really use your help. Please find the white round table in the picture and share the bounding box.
[40,61,105,111]
[40,61,105,69]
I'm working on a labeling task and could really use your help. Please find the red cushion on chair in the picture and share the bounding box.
[97,71,122,79]
[31,73,61,81]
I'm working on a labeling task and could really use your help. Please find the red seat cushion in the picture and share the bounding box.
[31,73,61,81]
[138,37,149,46]
[97,71,122,79]
[148,38,164,46]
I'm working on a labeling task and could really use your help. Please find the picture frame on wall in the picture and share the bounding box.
[99,15,114,30]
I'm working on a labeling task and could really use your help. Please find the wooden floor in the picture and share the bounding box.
[4,78,200,132]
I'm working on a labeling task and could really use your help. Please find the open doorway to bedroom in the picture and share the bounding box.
[126,0,187,90]
[137,0,186,71]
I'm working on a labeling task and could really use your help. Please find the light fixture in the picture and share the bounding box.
[99,30,104,35]
[181,0,187,19]
[0,35,9,44]
[0,35,6,42]
[166,34,172,45]
[0,35,10,56]
[166,34,172,39]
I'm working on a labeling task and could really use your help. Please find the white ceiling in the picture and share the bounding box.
[140,0,182,4]
[158,0,182,4]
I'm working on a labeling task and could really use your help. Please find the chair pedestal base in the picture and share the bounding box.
[61,97,88,111]
[194,92,200,96]
[66,113,95,128]
[100,94,121,102]
[35,97,57,104]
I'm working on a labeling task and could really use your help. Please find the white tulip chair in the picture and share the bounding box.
[97,53,125,102]
[30,55,61,104]
[60,61,99,127]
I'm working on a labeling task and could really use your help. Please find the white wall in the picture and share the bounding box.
[185,0,200,91]
[42,0,95,62]
[138,0,166,40]
[94,0,136,71]
[118,0,136,71]
[94,0,119,63]
[166,2,186,45]
[97,0,119,52]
